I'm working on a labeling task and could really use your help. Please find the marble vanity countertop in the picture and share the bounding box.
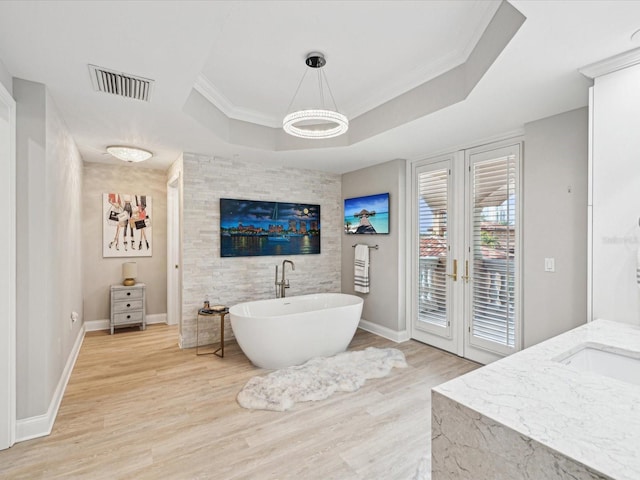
[433,319,640,480]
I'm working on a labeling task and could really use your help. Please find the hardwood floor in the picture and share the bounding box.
[0,325,478,480]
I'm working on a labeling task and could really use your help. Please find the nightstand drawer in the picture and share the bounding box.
[112,289,143,301]
[113,311,144,325]
[113,300,143,313]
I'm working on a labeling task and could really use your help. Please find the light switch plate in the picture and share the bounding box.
[544,257,555,272]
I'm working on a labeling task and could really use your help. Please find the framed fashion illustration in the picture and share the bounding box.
[103,193,152,257]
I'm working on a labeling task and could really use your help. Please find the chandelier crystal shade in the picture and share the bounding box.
[107,145,153,162]
[283,52,349,140]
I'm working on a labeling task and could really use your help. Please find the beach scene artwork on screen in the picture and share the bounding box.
[220,198,321,257]
[344,193,389,234]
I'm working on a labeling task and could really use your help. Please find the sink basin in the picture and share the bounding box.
[555,343,640,387]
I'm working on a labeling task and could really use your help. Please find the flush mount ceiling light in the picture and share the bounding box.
[283,52,348,140]
[106,146,153,163]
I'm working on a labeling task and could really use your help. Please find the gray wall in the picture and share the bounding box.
[341,159,407,337]
[82,163,168,322]
[178,154,342,348]
[14,79,83,419]
[523,107,588,347]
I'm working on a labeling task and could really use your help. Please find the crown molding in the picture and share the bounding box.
[193,3,502,132]
[193,74,281,128]
[186,1,523,153]
[579,46,640,79]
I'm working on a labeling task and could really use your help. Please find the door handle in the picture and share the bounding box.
[447,259,458,281]
[461,260,471,283]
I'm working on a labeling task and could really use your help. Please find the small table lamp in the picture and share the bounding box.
[122,262,137,286]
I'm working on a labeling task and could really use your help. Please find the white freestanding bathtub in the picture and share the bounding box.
[229,293,363,369]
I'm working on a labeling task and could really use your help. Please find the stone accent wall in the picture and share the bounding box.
[181,154,342,348]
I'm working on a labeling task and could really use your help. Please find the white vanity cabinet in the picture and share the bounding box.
[110,283,146,334]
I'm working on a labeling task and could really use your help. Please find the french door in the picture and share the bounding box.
[412,141,521,364]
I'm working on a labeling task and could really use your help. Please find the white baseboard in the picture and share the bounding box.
[147,313,167,325]
[84,313,167,332]
[358,319,411,343]
[16,324,86,443]
[84,319,109,332]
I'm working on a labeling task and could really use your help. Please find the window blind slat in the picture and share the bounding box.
[471,155,517,348]
[418,168,449,328]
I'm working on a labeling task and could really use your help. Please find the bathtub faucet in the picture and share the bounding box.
[275,260,295,298]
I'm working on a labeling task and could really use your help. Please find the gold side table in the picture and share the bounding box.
[196,307,229,358]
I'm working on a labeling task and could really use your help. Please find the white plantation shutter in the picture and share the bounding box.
[418,167,449,329]
[470,154,517,349]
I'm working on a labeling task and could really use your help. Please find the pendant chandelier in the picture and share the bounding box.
[283,52,349,140]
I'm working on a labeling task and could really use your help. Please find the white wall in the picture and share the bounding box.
[14,79,83,422]
[591,64,640,326]
[15,79,48,418]
[341,159,407,340]
[0,57,11,95]
[46,91,84,395]
[179,154,342,348]
[523,107,589,347]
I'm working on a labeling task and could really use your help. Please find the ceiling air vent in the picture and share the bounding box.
[88,64,154,102]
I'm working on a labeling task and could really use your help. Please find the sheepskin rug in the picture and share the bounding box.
[237,347,407,411]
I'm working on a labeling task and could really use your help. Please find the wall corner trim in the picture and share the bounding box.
[15,324,86,443]
[357,319,410,343]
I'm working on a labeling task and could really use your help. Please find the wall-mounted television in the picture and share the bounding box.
[344,193,389,234]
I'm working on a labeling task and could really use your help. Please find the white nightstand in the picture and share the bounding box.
[110,283,146,334]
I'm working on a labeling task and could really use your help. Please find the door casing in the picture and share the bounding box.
[0,81,16,450]
[167,174,182,329]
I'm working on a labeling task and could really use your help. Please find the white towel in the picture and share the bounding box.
[354,244,370,293]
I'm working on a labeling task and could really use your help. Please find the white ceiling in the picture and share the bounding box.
[1,0,640,174]
[197,1,500,127]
